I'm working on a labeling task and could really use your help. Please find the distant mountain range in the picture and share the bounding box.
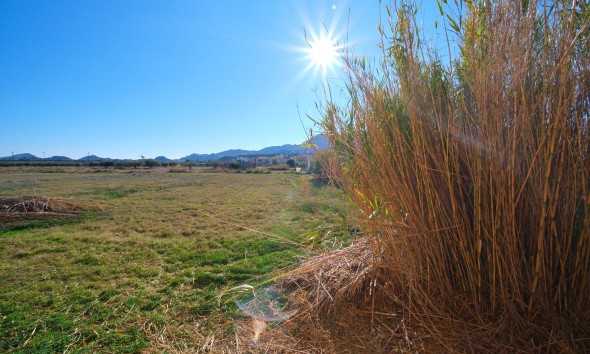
[0,153,73,161]
[180,144,307,162]
[0,134,331,162]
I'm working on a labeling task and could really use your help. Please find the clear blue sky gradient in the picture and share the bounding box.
[0,1,441,160]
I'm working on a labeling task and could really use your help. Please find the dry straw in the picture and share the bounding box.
[0,195,103,226]
[273,0,590,352]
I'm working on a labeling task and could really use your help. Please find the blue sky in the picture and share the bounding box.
[0,1,441,160]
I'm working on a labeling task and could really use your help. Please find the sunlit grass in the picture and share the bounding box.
[0,168,355,352]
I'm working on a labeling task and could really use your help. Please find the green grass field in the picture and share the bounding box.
[0,167,354,352]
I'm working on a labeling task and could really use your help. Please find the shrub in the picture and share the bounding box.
[144,159,160,168]
[320,1,590,351]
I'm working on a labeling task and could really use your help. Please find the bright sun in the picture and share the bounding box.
[304,31,341,73]
[293,4,346,79]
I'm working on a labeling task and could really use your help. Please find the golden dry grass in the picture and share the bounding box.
[271,1,590,352]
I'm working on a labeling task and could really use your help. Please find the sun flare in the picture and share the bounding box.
[306,34,339,71]
[302,28,342,75]
[290,3,347,80]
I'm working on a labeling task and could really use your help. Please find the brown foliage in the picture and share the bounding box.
[0,195,102,225]
[277,1,590,352]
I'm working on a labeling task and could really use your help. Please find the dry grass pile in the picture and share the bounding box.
[258,239,430,353]
[271,1,590,352]
[0,195,102,224]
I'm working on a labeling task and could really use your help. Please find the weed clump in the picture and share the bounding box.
[279,1,590,352]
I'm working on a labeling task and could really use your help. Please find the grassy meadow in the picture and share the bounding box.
[0,167,354,352]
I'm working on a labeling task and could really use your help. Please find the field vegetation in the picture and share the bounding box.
[267,0,590,352]
[3,0,589,352]
[0,167,355,352]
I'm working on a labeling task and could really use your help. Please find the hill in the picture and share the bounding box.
[154,156,172,163]
[179,134,330,161]
[0,133,332,162]
[78,155,105,161]
[45,156,72,161]
[0,153,41,161]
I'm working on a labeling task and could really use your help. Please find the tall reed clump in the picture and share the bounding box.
[321,0,590,351]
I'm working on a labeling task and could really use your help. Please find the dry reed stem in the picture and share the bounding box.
[277,0,590,352]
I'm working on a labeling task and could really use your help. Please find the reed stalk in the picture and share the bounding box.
[320,0,590,350]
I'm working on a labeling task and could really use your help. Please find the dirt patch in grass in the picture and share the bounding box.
[0,195,102,226]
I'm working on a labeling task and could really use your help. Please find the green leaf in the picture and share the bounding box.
[437,0,444,16]
[447,14,460,33]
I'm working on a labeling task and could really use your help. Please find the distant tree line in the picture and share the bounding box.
[0,159,178,168]
[0,157,312,170]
